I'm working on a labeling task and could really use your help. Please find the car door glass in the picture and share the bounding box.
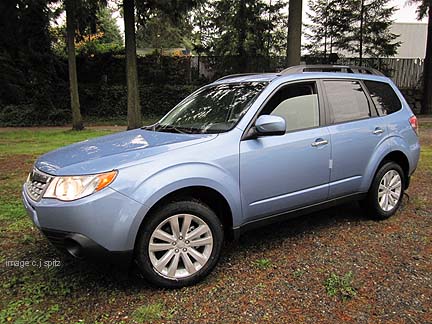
[324,80,370,123]
[260,82,320,132]
[363,80,402,116]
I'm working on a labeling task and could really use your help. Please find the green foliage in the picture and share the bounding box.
[0,0,61,120]
[0,129,114,156]
[0,82,197,126]
[131,303,164,322]
[80,83,198,119]
[136,10,193,50]
[305,0,353,58]
[51,3,124,59]
[255,258,272,269]
[324,271,357,301]
[407,0,430,20]
[96,6,123,45]
[192,0,286,58]
[306,0,400,58]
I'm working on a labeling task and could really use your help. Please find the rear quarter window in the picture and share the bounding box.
[363,80,402,116]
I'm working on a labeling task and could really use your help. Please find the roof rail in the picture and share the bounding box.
[215,73,260,82]
[279,65,385,76]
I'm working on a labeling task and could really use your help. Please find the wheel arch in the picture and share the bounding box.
[133,185,236,252]
[365,149,410,192]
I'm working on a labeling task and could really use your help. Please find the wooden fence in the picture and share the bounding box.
[382,58,424,89]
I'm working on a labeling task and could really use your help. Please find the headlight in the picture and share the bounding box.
[43,170,117,201]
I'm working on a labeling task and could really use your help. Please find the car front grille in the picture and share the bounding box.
[26,168,53,201]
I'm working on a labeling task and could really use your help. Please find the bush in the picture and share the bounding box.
[0,104,70,127]
[80,83,198,118]
[0,84,199,126]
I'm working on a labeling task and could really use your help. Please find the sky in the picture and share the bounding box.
[301,0,427,23]
[388,0,427,22]
[112,0,428,37]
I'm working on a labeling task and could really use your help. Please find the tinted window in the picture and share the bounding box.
[364,80,401,116]
[260,82,319,132]
[324,80,370,123]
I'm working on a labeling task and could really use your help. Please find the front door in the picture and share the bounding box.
[240,81,331,222]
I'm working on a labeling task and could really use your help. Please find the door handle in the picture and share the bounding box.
[373,127,384,135]
[311,139,329,147]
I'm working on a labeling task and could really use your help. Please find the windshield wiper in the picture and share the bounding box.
[141,122,159,131]
[153,124,194,134]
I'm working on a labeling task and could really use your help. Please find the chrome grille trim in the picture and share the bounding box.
[25,168,54,201]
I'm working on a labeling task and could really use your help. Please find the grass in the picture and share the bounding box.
[0,128,119,323]
[254,258,272,269]
[324,271,357,301]
[131,303,167,322]
[0,125,431,323]
[0,129,115,156]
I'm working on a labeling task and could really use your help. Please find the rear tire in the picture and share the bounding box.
[135,199,223,288]
[365,161,405,220]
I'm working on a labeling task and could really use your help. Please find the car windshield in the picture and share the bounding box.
[155,82,268,134]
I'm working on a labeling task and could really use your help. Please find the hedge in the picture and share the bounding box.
[0,84,199,126]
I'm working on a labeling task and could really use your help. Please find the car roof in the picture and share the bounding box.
[212,65,392,85]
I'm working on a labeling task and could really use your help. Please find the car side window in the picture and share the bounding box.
[259,82,320,132]
[363,80,402,116]
[324,80,370,124]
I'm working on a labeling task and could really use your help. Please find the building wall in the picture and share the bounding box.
[391,22,427,59]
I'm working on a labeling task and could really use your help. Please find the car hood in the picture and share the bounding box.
[35,129,216,175]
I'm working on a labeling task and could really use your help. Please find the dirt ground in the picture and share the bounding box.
[0,123,431,324]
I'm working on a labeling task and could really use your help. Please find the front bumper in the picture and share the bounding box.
[22,185,146,264]
[40,228,133,265]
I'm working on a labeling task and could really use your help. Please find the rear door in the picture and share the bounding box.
[323,79,386,198]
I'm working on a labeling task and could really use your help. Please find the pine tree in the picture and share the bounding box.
[355,0,401,59]
[197,0,286,57]
[306,0,400,60]
[305,0,353,58]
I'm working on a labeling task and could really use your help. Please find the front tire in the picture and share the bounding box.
[365,161,405,220]
[135,200,223,288]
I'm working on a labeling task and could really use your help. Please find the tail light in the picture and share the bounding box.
[409,115,418,135]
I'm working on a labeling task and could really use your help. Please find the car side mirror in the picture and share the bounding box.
[255,115,286,136]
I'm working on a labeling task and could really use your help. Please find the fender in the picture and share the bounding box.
[124,162,242,248]
[360,135,412,192]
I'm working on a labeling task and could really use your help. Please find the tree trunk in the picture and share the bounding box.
[359,0,365,66]
[286,0,303,67]
[124,0,142,130]
[421,5,432,115]
[65,0,83,130]
[237,0,247,72]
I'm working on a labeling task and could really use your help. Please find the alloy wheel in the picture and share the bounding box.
[378,170,402,212]
[148,214,213,279]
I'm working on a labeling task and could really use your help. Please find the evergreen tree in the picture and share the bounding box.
[353,0,401,59]
[136,10,193,50]
[195,0,286,57]
[0,0,59,124]
[305,0,353,58]
[124,0,198,129]
[96,6,123,45]
[306,0,400,60]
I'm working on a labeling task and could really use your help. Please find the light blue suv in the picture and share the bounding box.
[22,66,420,287]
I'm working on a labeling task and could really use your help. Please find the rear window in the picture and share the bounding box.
[363,80,402,116]
[323,80,370,124]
